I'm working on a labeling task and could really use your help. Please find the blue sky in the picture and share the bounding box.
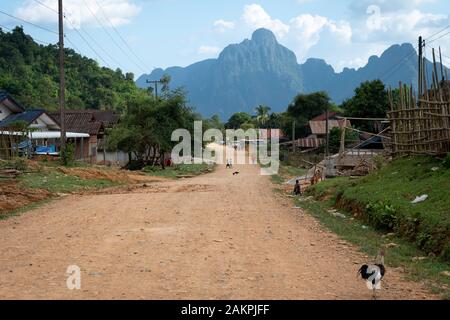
[1,0,449,76]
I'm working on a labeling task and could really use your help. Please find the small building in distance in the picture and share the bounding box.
[0,90,25,122]
[0,91,89,159]
[295,112,351,150]
[0,109,60,132]
[51,109,121,164]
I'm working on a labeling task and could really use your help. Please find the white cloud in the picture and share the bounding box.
[198,45,221,55]
[360,7,448,43]
[337,58,366,70]
[242,4,290,38]
[235,3,449,73]
[15,0,141,29]
[290,14,352,57]
[214,19,235,33]
[350,0,438,13]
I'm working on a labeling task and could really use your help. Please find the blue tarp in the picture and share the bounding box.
[35,145,56,153]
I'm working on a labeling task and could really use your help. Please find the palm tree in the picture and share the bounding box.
[255,105,271,127]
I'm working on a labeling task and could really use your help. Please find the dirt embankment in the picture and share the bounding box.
[0,180,52,215]
[57,166,162,184]
[0,164,167,215]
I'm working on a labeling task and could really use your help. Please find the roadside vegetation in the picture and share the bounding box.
[143,163,214,179]
[1,159,125,218]
[272,156,450,299]
[20,170,118,194]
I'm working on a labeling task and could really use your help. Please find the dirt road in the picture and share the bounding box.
[0,148,437,299]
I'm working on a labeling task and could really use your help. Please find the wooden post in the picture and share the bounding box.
[339,119,346,160]
[58,0,66,150]
[80,137,84,161]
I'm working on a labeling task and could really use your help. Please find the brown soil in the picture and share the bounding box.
[1,165,166,216]
[57,166,158,184]
[0,147,439,300]
[0,180,51,215]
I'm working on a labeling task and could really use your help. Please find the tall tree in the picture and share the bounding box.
[341,80,389,131]
[107,87,196,169]
[225,112,252,129]
[255,105,271,127]
[285,91,333,138]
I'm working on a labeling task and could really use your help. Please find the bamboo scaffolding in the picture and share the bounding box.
[387,45,450,156]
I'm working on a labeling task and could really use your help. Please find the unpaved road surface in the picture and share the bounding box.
[0,149,437,299]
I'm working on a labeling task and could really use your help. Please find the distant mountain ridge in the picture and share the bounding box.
[136,28,448,119]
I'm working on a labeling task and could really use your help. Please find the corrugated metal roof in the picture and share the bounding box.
[91,110,119,127]
[51,111,104,135]
[297,138,324,148]
[309,119,350,135]
[0,109,44,128]
[310,111,338,122]
[50,109,118,135]
[0,90,25,113]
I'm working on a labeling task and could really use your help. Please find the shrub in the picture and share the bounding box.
[443,153,450,169]
[12,157,28,171]
[373,155,387,170]
[365,201,398,230]
[0,157,28,171]
[60,143,75,166]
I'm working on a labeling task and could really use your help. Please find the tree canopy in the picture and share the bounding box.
[225,112,253,129]
[340,80,390,131]
[0,26,148,112]
[106,88,197,169]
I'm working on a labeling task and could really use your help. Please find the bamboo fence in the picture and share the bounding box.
[387,47,450,156]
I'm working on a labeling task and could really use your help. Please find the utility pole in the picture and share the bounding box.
[418,36,423,97]
[439,46,444,83]
[58,0,66,149]
[325,108,329,158]
[292,120,296,153]
[325,108,330,178]
[146,79,163,99]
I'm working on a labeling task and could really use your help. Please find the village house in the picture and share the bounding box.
[0,91,89,159]
[295,112,351,150]
[51,109,121,164]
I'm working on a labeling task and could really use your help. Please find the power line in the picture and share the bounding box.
[0,9,58,35]
[64,34,82,53]
[34,0,120,68]
[0,23,51,45]
[377,26,450,83]
[378,45,419,82]
[427,31,450,45]
[94,0,150,72]
[425,25,450,43]
[32,0,58,14]
[65,16,111,68]
[81,0,147,73]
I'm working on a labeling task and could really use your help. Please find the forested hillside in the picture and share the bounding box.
[0,27,147,111]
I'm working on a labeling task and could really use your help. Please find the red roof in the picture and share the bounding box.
[310,111,339,122]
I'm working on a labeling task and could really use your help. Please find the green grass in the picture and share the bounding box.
[19,171,118,193]
[271,165,307,184]
[318,156,450,261]
[0,199,55,221]
[272,158,450,299]
[143,163,214,179]
[297,197,450,299]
